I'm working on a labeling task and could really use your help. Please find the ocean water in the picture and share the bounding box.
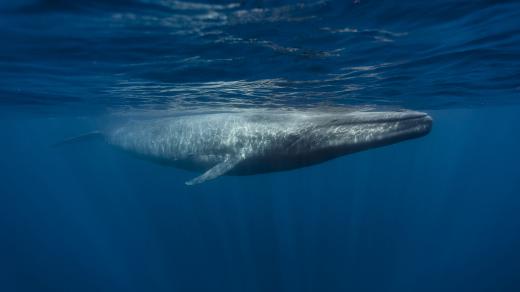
[1,1,520,291]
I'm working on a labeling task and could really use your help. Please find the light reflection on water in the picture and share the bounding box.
[1,0,519,114]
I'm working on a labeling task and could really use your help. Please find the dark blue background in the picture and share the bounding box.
[1,1,520,291]
[2,107,520,292]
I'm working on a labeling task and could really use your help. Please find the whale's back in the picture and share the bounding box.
[106,114,301,168]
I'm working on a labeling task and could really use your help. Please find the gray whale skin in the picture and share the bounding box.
[61,110,433,185]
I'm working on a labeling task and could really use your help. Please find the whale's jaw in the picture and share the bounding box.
[306,111,433,159]
[360,111,433,146]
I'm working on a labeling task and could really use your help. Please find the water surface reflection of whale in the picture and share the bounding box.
[59,110,433,185]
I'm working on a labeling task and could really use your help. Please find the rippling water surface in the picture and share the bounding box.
[1,0,519,113]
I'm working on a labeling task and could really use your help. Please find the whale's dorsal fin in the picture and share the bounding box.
[185,155,242,185]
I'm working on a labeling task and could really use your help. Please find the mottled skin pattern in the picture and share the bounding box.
[106,110,432,184]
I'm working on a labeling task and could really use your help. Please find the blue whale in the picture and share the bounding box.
[58,109,432,185]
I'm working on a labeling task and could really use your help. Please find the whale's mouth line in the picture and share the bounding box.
[370,113,429,124]
[396,116,432,129]
[366,114,432,139]
[346,114,431,126]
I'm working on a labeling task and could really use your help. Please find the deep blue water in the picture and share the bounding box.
[1,1,520,291]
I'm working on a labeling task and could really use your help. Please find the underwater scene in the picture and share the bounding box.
[1,0,520,291]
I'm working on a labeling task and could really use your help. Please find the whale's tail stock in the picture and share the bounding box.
[52,131,104,147]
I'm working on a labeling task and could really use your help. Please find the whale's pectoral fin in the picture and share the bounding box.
[185,156,242,186]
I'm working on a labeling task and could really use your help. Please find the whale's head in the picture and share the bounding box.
[306,111,432,157]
